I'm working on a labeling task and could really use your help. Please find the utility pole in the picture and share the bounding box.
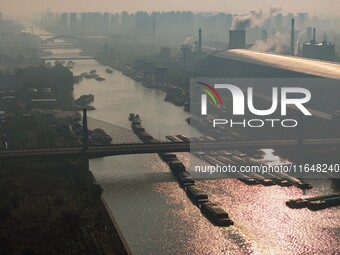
[82,108,88,151]
[82,108,89,170]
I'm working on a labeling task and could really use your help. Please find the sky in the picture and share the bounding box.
[1,0,340,17]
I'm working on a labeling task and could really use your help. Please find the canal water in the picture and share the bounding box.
[34,27,339,255]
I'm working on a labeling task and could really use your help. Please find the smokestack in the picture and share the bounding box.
[291,18,295,55]
[313,28,316,43]
[198,28,202,53]
[229,30,246,49]
[307,27,312,42]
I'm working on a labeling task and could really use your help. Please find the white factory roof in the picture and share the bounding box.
[215,49,340,80]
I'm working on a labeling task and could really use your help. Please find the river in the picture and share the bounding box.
[33,27,340,255]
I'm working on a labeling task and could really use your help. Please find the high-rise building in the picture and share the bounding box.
[276,13,283,29]
[81,13,87,33]
[60,13,68,32]
[135,11,150,32]
[287,13,294,27]
[297,12,308,30]
[70,12,77,32]
[121,11,131,32]
[103,12,110,33]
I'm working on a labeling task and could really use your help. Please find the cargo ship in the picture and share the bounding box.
[165,135,183,142]
[66,60,75,69]
[89,128,113,145]
[74,94,94,106]
[128,113,233,227]
[159,153,177,163]
[276,172,313,190]
[106,68,113,74]
[200,202,234,227]
[130,114,154,142]
[185,186,209,206]
[175,170,195,187]
[82,72,95,79]
[286,193,340,210]
[95,75,106,81]
[128,113,135,121]
[176,134,190,142]
[168,159,186,174]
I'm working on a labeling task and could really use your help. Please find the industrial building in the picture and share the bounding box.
[196,49,340,79]
[195,48,340,118]
[228,30,246,49]
[302,42,336,61]
[196,25,339,82]
[301,28,336,61]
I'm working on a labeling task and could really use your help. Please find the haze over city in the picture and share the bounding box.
[1,0,340,17]
[0,0,339,254]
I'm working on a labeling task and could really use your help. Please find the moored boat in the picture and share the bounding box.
[200,202,233,227]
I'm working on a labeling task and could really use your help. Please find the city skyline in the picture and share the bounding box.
[1,0,340,17]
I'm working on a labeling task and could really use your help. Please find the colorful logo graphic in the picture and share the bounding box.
[197,82,223,106]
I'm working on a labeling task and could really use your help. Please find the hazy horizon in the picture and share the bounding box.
[1,0,340,17]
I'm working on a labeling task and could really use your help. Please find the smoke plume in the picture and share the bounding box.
[182,35,196,46]
[251,32,290,54]
[231,7,282,30]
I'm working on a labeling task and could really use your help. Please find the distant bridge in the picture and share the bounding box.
[38,35,83,45]
[38,35,84,50]
[39,44,78,49]
[41,57,94,61]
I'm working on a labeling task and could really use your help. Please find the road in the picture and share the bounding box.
[1,139,340,159]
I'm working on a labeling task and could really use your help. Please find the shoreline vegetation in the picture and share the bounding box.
[0,160,127,255]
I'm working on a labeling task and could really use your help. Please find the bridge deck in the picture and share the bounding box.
[1,139,339,160]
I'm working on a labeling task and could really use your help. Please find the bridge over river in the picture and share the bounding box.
[1,111,340,160]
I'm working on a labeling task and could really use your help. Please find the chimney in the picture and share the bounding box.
[291,18,295,55]
[229,30,246,49]
[307,27,312,42]
[198,28,202,53]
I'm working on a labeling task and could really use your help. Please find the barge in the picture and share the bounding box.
[106,68,114,74]
[286,193,340,210]
[185,186,209,206]
[74,94,94,106]
[165,135,183,143]
[200,202,234,227]
[159,153,177,163]
[128,113,233,227]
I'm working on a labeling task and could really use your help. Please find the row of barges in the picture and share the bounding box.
[286,193,340,210]
[129,113,233,227]
[185,116,313,190]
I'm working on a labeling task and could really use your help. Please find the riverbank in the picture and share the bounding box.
[100,197,131,255]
